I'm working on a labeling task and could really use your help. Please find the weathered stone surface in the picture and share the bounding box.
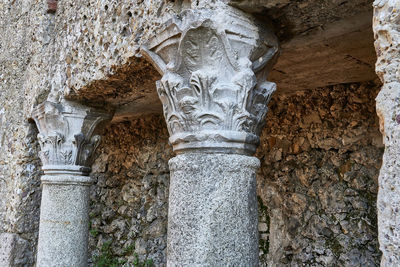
[0,0,385,266]
[142,5,279,266]
[373,0,400,265]
[0,1,45,264]
[32,100,112,176]
[257,82,382,266]
[37,183,91,267]
[141,4,278,155]
[231,1,376,93]
[38,0,374,106]
[0,233,31,267]
[32,100,112,267]
[87,81,381,266]
[88,116,171,266]
[269,11,376,93]
[168,153,260,266]
[4,0,373,119]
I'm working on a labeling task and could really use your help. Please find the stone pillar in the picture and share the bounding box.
[374,1,400,266]
[141,6,279,266]
[32,100,111,267]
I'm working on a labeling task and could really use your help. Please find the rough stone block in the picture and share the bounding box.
[0,233,30,267]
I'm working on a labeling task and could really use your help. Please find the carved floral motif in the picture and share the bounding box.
[142,7,279,154]
[32,101,111,174]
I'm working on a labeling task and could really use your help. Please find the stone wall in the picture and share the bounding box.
[88,81,382,266]
[257,81,382,266]
[89,117,172,266]
[373,1,400,265]
[0,1,47,265]
[0,0,386,266]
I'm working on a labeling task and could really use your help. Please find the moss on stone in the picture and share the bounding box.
[258,196,270,256]
[326,237,343,257]
[93,241,153,267]
[93,241,120,267]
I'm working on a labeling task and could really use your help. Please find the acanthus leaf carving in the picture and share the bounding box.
[142,7,279,155]
[32,100,112,174]
[74,133,102,165]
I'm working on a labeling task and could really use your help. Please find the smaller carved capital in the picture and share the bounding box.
[32,100,112,176]
[142,6,279,155]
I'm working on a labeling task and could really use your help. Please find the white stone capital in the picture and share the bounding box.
[32,100,112,178]
[141,6,279,155]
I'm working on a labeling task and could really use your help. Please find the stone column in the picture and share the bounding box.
[32,100,111,267]
[373,1,400,266]
[142,6,279,266]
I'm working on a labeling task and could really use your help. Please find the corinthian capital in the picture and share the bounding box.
[32,100,112,176]
[141,6,279,155]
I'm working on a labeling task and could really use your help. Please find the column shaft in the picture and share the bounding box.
[168,153,259,266]
[141,5,279,266]
[32,100,111,266]
[37,177,90,267]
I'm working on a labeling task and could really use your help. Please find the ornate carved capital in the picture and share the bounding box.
[32,100,112,176]
[141,7,279,155]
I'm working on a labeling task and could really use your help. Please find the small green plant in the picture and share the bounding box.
[89,220,99,238]
[123,244,135,255]
[93,241,120,267]
[144,259,154,266]
[258,196,270,258]
[93,241,153,267]
[133,252,153,267]
[326,237,343,257]
[90,228,99,237]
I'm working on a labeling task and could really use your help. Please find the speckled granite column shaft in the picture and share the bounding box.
[142,6,278,266]
[167,153,260,266]
[36,176,91,267]
[32,100,112,266]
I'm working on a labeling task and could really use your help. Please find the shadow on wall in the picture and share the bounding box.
[88,116,171,266]
[0,120,42,266]
[85,81,382,266]
[256,81,383,266]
